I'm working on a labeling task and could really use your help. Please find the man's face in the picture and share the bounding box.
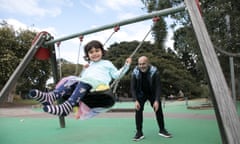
[138,58,149,72]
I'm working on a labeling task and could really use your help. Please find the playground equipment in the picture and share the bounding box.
[0,1,239,143]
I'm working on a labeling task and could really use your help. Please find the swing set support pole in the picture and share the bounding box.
[49,44,65,128]
[45,5,186,45]
[185,0,240,143]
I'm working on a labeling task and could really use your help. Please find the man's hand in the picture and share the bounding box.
[135,101,141,111]
[153,101,159,112]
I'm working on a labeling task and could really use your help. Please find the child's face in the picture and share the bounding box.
[88,47,103,62]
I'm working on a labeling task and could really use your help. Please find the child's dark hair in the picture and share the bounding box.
[84,40,105,61]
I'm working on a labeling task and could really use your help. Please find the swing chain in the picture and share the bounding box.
[56,41,62,78]
[111,16,160,94]
[103,25,120,46]
[75,35,84,75]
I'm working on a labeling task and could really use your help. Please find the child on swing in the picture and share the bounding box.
[29,40,132,116]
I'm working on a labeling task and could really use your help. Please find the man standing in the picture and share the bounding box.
[131,56,172,141]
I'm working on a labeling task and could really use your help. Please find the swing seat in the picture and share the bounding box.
[81,89,115,108]
[72,89,115,120]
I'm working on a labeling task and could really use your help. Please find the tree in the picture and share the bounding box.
[201,0,240,90]
[57,58,83,78]
[174,26,206,83]
[172,0,240,99]
[0,23,51,101]
[0,25,18,88]
[141,0,172,50]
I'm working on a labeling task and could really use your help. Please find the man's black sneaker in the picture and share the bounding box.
[132,131,144,141]
[158,130,172,138]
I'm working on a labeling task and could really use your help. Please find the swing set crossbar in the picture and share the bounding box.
[44,5,185,46]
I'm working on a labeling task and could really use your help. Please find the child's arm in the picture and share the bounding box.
[116,57,132,79]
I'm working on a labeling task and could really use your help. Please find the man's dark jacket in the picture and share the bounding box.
[131,65,161,102]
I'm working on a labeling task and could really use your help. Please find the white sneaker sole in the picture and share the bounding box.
[132,135,144,141]
[158,133,172,138]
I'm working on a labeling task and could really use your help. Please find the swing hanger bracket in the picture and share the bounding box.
[79,35,84,42]
[114,25,120,32]
[152,16,160,23]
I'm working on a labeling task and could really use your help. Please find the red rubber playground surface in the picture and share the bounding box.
[1,99,239,144]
